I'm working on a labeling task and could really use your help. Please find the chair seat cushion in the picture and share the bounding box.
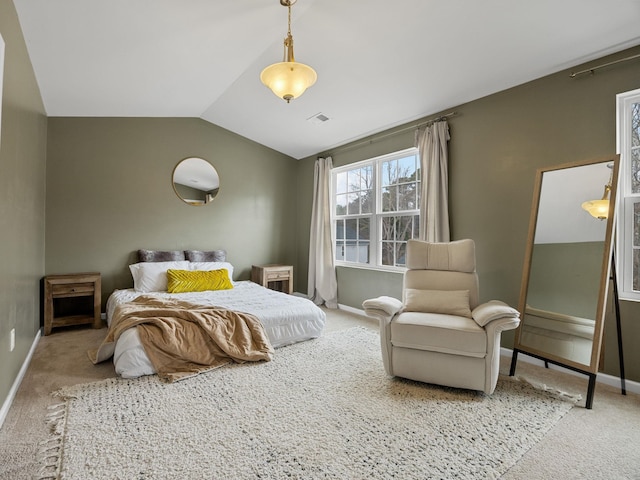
[391,312,487,358]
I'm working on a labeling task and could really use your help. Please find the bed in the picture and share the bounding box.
[102,249,326,379]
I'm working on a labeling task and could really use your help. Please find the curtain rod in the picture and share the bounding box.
[324,111,457,157]
[569,52,640,78]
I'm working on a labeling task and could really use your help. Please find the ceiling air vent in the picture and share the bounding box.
[307,112,330,125]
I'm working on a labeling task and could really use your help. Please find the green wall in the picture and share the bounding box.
[2,1,639,416]
[46,117,298,305]
[296,45,640,382]
[527,242,604,318]
[0,0,47,415]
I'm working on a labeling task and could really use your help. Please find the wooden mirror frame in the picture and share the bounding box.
[509,154,620,409]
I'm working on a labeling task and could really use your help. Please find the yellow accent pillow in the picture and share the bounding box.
[166,269,233,293]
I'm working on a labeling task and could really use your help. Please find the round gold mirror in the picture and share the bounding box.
[172,157,220,206]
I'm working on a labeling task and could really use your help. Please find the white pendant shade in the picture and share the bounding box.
[581,199,610,219]
[261,61,317,103]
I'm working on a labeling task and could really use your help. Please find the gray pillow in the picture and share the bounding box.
[185,250,227,262]
[137,249,186,263]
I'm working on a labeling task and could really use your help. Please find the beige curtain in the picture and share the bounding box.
[307,157,338,309]
[415,121,451,242]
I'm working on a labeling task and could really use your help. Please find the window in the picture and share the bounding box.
[616,88,640,301]
[332,148,420,269]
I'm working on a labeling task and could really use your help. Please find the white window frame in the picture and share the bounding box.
[331,147,420,271]
[616,87,640,301]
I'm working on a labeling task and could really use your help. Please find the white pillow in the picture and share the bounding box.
[129,261,190,292]
[189,261,234,282]
[403,289,472,318]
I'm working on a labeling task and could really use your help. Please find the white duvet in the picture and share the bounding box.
[106,281,326,378]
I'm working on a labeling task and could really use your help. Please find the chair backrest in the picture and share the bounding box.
[403,239,480,309]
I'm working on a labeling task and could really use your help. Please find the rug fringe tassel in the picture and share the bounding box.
[515,375,582,403]
[37,401,69,479]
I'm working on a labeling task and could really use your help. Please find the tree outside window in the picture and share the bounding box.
[616,89,640,300]
[333,148,420,269]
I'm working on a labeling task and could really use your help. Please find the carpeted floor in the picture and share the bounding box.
[1,307,639,479]
[42,327,575,479]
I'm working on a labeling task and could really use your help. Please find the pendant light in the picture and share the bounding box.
[582,164,614,220]
[581,191,611,220]
[260,0,317,103]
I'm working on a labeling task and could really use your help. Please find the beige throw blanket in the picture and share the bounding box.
[89,296,274,382]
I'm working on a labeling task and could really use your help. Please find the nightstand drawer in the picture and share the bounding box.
[52,283,95,297]
[265,270,291,281]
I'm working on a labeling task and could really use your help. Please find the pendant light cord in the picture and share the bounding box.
[282,1,295,63]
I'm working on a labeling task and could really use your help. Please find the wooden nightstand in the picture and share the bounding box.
[251,264,293,294]
[44,272,102,335]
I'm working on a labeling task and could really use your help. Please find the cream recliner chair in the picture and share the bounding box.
[363,239,520,394]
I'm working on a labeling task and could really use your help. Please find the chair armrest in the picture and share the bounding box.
[482,312,521,395]
[472,300,520,327]
[362,296,403,324]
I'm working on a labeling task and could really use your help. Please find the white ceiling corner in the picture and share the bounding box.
[13,0,640,159]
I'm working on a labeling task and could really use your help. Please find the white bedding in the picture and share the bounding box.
[106,281,326,378]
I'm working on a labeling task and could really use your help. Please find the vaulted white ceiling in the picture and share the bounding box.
[13,0,640,159]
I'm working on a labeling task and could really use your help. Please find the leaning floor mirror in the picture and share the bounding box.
[509,154,620,409]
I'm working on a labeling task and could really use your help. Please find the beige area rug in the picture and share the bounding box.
[39,327,576,479]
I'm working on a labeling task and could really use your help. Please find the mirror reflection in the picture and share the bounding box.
[172,157,220,206]
[514,157,618,375]
[519,162,611,366]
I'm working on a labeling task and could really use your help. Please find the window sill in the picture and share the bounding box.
[335,262,406,275]
[617,292,640,303]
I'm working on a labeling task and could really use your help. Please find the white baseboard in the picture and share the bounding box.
[0,329,41,430]
[338,304,638,396]
[336,303,367,316]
